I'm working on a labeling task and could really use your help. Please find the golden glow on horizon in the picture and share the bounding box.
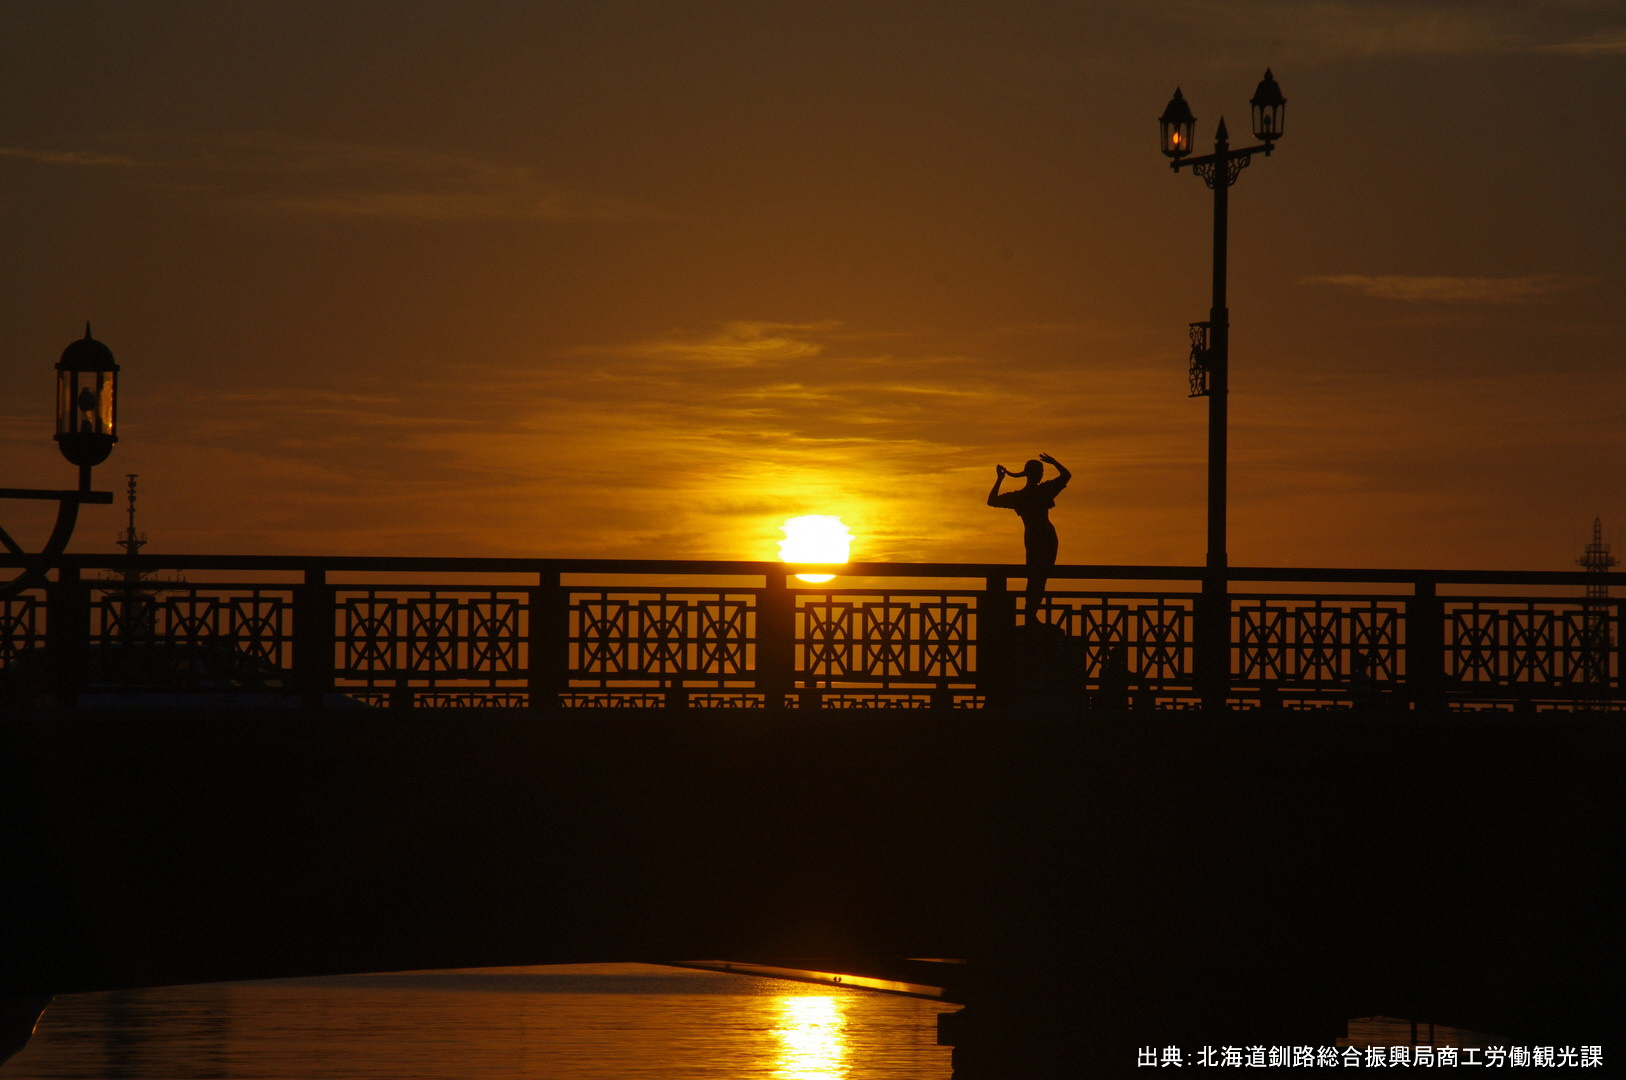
[772,995,846,1078]
[778,515,853,582]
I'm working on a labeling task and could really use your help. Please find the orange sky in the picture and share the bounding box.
[3,1,1624,571]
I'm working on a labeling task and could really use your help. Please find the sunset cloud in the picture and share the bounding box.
[1304,274,1580,303]
[1540,28,1626,54]
[0,134,659,223]
[565,321,836,369]
[0,147,145,167]
[1163,1,1626,59]
[1163,1,1523,57]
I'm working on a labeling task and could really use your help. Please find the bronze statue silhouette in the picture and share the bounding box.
[987,452,1071,605]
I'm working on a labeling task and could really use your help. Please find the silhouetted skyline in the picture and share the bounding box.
[2,2,1622,569]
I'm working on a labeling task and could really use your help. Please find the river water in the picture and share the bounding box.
[5,964,959,1079]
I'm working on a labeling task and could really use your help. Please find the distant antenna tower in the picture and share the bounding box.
[1577,516,1617,597]
[102,474,185,639]
[118,473,147,557]
[1576,517,1617,691]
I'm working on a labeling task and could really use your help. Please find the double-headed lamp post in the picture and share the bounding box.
[1159,70,1285,709]
[1159,69,1285,572]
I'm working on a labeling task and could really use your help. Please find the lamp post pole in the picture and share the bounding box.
[1159,71,1285,708]
[1203,118,1232,574]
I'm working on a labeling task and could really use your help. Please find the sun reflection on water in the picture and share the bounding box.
[772,995,848,1078]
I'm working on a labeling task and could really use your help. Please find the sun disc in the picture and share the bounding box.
[779,515,852,583]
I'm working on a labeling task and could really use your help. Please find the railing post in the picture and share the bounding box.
[293,568,335,708]
[759,570,795,708]
[979,576,1014,708]
[530,569,569,710]
[1406,579,1445,712]
[45,564,90,708]
[1195,570,1229,711]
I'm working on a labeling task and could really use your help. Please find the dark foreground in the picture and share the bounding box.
[4,706,1622,1075]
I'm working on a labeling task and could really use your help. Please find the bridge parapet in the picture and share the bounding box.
[2,555,1622,712]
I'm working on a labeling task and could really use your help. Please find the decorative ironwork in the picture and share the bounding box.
[337,589,527,691]
[558,691,669,709]
[685,692,769,709]
[1234,596,1403,694]
[1194,152,1252,190]
[92,586,294,668]
[570,590,755,685]
[0,595,45,665]
[798,592,976,688]
[357,689,531,709]
[1445,599,1616,694]
[2,555,1624,711]
[816,692,937,709]
[1036,593,1196,686]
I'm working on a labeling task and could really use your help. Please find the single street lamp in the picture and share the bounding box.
[1160,69,1284,707]
[1160,69,1283,571]
[56,324,120,477]
[1,325,119,597]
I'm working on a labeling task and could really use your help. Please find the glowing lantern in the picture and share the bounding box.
[55,324,119,468]
[1159,88,1196,160]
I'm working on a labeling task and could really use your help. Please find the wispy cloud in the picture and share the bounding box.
[0,146,146,167]
[1305,273,1581,303]
[1540,28,1626,54]
[1164,1,1523,57]
[0,134,661,224]
[565,321,836,369]
[1163,1,1626,59]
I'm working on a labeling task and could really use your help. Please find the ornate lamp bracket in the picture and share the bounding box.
[0,487,114,599]
[1187,321,1212,398]
[1194,151,1253,190]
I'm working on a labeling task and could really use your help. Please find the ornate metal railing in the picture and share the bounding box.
[2,555,1622,711]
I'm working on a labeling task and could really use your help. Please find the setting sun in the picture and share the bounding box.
[778,515,853,583]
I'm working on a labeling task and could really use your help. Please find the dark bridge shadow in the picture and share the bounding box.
[4,707,1622,1075]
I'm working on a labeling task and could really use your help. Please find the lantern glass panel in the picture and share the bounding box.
[56,370,74,438]
[1251,100,1283,142]
[1161,119,1194,157]
[57,368,116,438]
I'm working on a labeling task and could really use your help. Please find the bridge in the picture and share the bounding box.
[4,555,1624,1076]
[3,553,1623,711]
